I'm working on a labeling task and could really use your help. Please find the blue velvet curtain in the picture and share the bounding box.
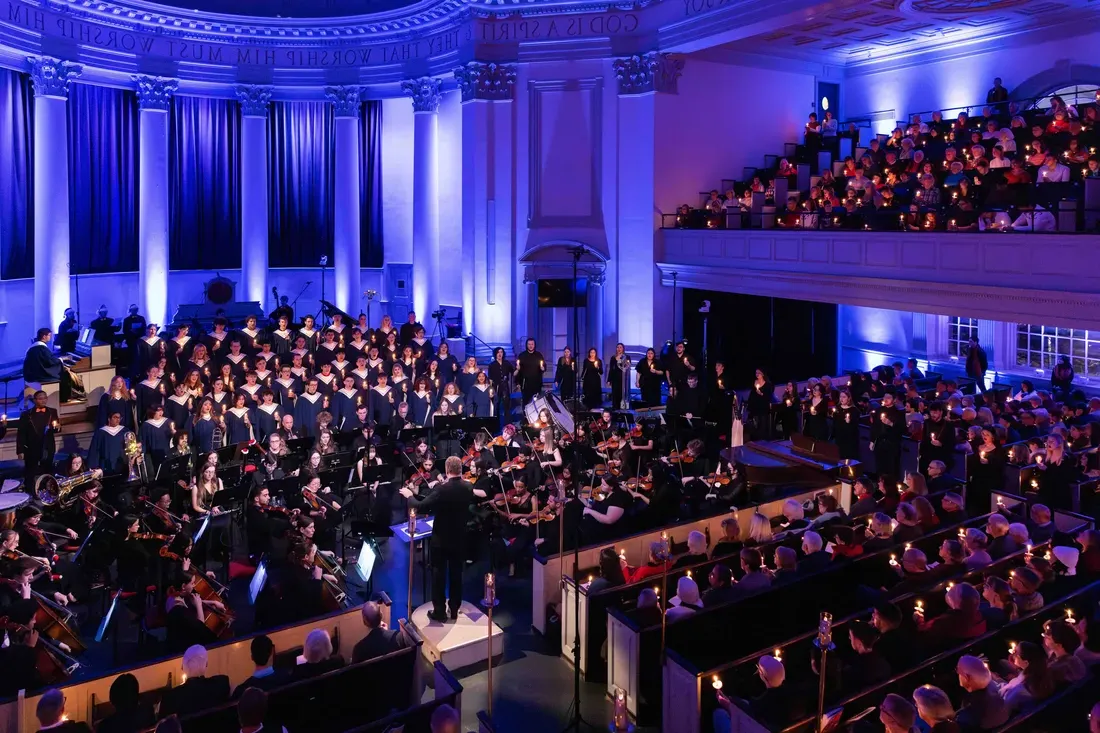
[268,101,335,268]
[169,96,241,270]
[360,100,383,268]
[67,83,139,274]
[0,69,33,280]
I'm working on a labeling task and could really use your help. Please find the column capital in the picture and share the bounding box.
[401,77,443,114]
[612,52,683,96]
[325,85,361,118]
[132,75,179,112]
[454,62,516,102]
[27,56,83,99]
[236,84,274,117]
[586,271,606,286]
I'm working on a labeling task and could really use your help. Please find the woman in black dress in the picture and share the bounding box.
[636,348,665,408]
[831,390,860,460]
[555,347,576,402]
[802,383,830,440]
[581,348,604,409]
[745,369,774,440]
[776,381,800,438]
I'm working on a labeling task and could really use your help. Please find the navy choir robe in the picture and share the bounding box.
[238,383,263,410]
[164,395,193,431]
[408,391,433,427]
[190,414,219,453]
[410,338,434,364]
[206,391,231,416]
[22,342,63,383]
[442,394,464,415]
[272,377,301,406]
[467,385,494,418]
[456,371,479,400]
[349,369,375,392]
[293,392,327,438]
[296,327,320,352]
[316,343,341,366]
[345,340,371,365]
[136,336,166,376]
[222,352,250,380]
[255,404,282,444]
[331,389,363,430]
[167,336,195,376]
[234,327,263,355]
[314,373,338,397]
[134,378,166,423]
[391,377,411,405]
[89,424,129,475]
[253,369,275,390]
[97,394,135,431]
[139,417,174,468]
[369,386,395,427]
[436,355,460,385]
[224,407,253,445]
[269,328,294,356]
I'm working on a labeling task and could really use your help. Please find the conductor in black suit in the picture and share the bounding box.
[400,456,473,622]
[17,390,61,486]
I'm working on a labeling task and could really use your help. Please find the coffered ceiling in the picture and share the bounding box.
[720,0,1100,66]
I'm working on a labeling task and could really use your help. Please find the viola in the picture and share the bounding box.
[596,436,622,452]
[131,531,172,542]
[704,472,731,487]
[591,463,620,477]
[665,449,695,464]
[500,454,528,472]
[625,477,652,491]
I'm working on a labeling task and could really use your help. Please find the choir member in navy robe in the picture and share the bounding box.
[467,374,495,418]
[164,383,194,430]
[238,372,263,410]
[134,366,166,427]
[330,351,352,382]
[291,338,314,370]
[381,331,400,362]
[435,343,459,385]
[327,312,348,339]
[220,339,250,380]
[293,380,328,438]
[409,328,434,363]
[206,379,232,415]
[316,331,341,366]
[231,316,261,355]
[313,363,338,397]
[440,383,464,415]
[186,348,215,388]
[423,362,443,399]
[272,366,301,406]
[254,391,283,444]
[203,317,231,359]
[408,378,434,427]
[331,377,363,430]
[216,362,238,394]
[89,412,129,475]
[342,404,371,433]
[365,349,389,384]
[139,404,175,470]
[345,329,371,366]
[390,365,411,405]
[269,316,294,357]
[296,315,320,353]
[97,376,136,431]
[190,399,221,454]
[350,357,375,392]
[224,394,254,445]
[369,375,397,429]
[136,324,167,377]
[457,358,480,401]
[255,342,279,373]
[253,358,275,389]
[167,325,195,377]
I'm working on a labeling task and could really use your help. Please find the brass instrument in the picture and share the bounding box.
[124,432,145,483]
[34,469,102,506]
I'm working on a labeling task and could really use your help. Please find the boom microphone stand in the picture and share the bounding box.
[562,245,596,732]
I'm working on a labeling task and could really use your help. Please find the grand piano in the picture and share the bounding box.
[721,434,860,490]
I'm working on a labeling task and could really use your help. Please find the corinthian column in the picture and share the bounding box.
[326,85,362,315]
[401,77,442,326]
[236,85,273,307]
[134,75,178,330]
[28,56,82,332]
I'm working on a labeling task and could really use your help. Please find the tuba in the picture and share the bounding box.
[124,431,144,483]
[34,469,102,506]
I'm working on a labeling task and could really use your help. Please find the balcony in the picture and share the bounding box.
[657,228,1100,330]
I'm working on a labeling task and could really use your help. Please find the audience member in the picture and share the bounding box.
[158,645,230,719]
[233,635,290,697]
[97,673,155,733]
[352,601,410,663]
[955,655,1010,731]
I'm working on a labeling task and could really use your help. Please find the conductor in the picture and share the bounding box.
[400,456,473,622]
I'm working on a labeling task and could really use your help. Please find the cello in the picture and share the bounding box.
[161,546,234,639]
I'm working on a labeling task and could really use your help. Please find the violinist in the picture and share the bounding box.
[18,505,78,559]
[491,478,537,576]
[292,476,343,548]
[146,488,187,536]
[65,480,117,536]
[467,432,499,471]
[535,428,563,486]
[0,600,45,697]
[579,475,631,542]
[116,515,160,598]
[0,532,69,609]
[246,487,297,558]
[592,409,614,437]
[291,517,340,586]
[404,457,442,497]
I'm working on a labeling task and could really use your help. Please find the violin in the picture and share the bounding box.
[625,477,652,491]
[704,472,731,486]
[130,531,172,542]
[596,436,622,452]
[462,447,481,466]
[500,454,528,472]
[665,449,695,464]
[591,463,621,477]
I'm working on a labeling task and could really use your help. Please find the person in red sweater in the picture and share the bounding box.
[1077,530,1100,574]
[913,582,986,646]
[623,541,671,584]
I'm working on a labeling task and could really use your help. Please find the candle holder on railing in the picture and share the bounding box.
[482,572,498,715]
[406,508,417,618]
[814,612,835,733]
[611,685,633,732]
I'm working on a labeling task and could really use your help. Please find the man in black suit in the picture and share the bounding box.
[233,635,290,698]
[35,688,91,733]
[158,644,230,719]
[17,390,61,486]
[352,601,410,663]
[400,456,474,622]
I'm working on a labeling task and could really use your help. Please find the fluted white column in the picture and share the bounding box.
[134,76,178,329]
[28,56,82,332]
[587,272,605,356]
[236,85,272,308]
[326,86,362,315]
[402,78,442,325]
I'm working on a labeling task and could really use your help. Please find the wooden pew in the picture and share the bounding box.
[605,506,1015,723]
[663,546,1098,733]
[562,485,850,679]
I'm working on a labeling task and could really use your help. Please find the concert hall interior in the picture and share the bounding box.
[3,0,1100,731]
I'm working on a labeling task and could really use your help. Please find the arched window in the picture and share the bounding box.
[1031,84,1100,110]
[948,317,979,359]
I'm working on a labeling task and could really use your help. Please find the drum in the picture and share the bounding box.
[0,490,31,530]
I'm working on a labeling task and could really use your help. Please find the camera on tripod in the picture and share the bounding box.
[431,308,447,320]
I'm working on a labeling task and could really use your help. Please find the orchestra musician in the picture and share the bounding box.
[245,487,297,559]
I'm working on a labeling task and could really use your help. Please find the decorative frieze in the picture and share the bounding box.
[454,62,517,102]
[325,85,362,117]
[133,75,179,111]
[401,77,443,113]
[236,85,274,117]
[612,52,683,95]
[27,56,83,98]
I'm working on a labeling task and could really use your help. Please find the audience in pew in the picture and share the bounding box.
[238,688,287,733]
[158,645,230,720]
[232,635,291,697]
[666,576,701,620]
[955,654,1011,730]
[37,689,91,733]
[912,684,960,733]
[290,629,345,681]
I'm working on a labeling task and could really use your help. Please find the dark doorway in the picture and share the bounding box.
[682,289,837,388]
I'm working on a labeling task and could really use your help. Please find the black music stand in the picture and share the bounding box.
[394,427,428,448]
[266,476,299,504]
[287,437,313,456]
[333,429,361,450]
[463,417,499,443]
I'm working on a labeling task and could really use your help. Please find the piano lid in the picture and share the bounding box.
[722,440,858,487]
